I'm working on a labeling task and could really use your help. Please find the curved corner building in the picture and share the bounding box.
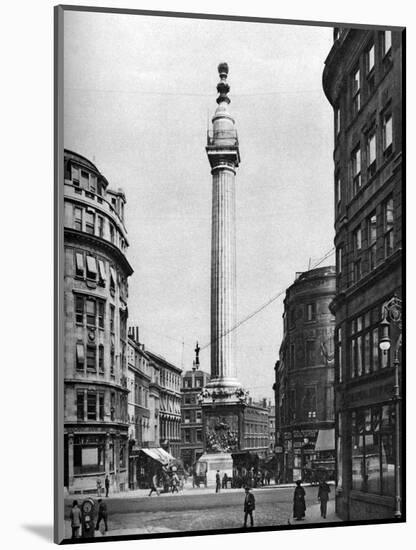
[63,150,133,494]
[277,266,336,483]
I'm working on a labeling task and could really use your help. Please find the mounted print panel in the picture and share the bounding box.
[54,5,405,544]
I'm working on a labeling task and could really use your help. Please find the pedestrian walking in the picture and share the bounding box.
[266,471,271,485]
[148,473,160,497]
[171,472,179,493]
[293,480,306,520]
[105,475,110,498]
[243,487,256,528]
[95,499,108,533]
[215,470,221,493]
[69,500,81,539]
[317,479,331,518]
[222,473,228,489]
[96,478,102,497]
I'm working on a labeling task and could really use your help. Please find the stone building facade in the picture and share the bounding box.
[323,28,403,520]
[146,351,182,459]
[63,150,133,494]
[181,357,211,469]
[277,267,336,483]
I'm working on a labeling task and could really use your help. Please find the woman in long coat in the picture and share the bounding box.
[293,480,306,520]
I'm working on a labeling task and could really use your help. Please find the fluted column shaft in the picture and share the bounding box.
[211,164,237,381]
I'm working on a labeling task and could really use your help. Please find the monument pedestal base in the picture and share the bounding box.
[197,452,233,486]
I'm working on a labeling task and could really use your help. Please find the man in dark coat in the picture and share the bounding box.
[95,499,108,533]
[105,475,110,498]
[243,487,256,527]
[69,500,81,539]
[293,480,306,520]
[317,480,331,518]
[215,470,221,493]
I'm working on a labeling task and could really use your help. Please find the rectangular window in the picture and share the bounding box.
[196,429,202,443]
[99,393,104,420]
[383,30,392,55]
[85,211,95,235]
[367,213,377,271]
[352,67,361,116]
[86,345,97,372]
[81,170,89,189]
[76,343,85,371]
[336,176,341,212]
[86,298,96,326]
[75,252,84,278]
[383,196,394,258]
[382,113,393,157]
[110,267,116,295]
[74,207,82,231]
[110,224,115,244]
[306,340,315,366]
[306,303,316,321]
[336,327,342,383]
[71,165,80,185]
[98,216,104,237]
[336,246,343,274]
[354,227,362,251]
[75,295,84,324]
[353,226,362,284]
[86,255,97,280]
[98,345,104,374]
[98,260,106,286]
[110,305,115,333]
[77,392,84,420]
[372,327,379,371]
[98,301,105,329]
[289,389,296,420]
[364,332,371,374]
[351,145,361,194]
[351,338,356,378]
[90,174,97,194]
[87,392,97,420]
[366,44,375,95]
[110,344,115,376]
[367,131,376,178]
[110,393,115,420]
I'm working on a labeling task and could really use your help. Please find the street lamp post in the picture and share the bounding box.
[379,295,402,519]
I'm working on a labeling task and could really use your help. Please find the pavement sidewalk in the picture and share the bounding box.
[65,481,334,502]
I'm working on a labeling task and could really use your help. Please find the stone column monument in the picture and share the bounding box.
[199,63,248,485]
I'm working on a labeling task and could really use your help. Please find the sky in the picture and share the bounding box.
[64,11,335,399]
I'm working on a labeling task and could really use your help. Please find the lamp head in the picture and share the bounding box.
[379,317,391,351]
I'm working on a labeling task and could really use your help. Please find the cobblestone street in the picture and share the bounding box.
[64,485,340,539]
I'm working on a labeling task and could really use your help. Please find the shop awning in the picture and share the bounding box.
[315,429,335,451]
[140,448,175,465]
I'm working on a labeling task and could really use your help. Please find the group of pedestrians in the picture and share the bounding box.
[69,499,108,539]
[148,470,184,496]
[293,479,331,521]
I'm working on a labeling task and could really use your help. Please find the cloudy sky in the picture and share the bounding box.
[64,10,335,399]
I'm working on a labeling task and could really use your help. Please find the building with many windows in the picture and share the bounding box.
[63,150,133,494]
[145,351,182,459]
[181,347,211,469]
[323,28,403,520]
[276,267,336,483]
